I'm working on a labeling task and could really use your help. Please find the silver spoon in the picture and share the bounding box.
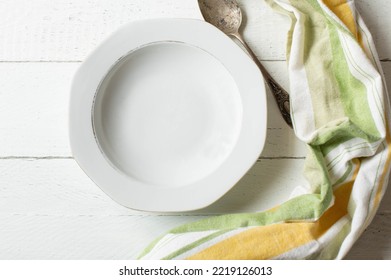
[198,0,292,127]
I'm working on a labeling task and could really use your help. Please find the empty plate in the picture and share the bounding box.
[69,19,267,212]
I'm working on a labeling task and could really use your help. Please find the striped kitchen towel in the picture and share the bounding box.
[139,0,391,259]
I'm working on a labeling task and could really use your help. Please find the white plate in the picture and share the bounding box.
[69,19,267,212]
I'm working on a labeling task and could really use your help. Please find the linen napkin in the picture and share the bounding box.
[139,0,390,259]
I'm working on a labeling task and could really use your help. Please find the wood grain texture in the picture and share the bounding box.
[0,0,390,260]
[0,212,390,260]
[0,158,307,216]
[345,213,391,260]
[0,154,387,259]
[0,0,389,62]
[0,0,287,61]
[0,157,389,259]
[0,214,203,259]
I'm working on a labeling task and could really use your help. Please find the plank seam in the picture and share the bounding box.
[0,212,389,217]
[0,59,286,63]
[0,156,305,160]
[0,59,389,63]
[258,157,306,160]
[0,156,73,160]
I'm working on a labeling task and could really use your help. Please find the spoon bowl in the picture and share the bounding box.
[198,0,292,127]
[198,0,242,35]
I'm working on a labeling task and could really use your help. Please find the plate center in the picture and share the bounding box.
[93,42,242,188]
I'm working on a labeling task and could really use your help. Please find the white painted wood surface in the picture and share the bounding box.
[0,0,390,259]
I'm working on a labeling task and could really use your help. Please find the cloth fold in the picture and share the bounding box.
[139,0,390,260]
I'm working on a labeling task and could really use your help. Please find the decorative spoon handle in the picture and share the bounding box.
[232,33,292,128]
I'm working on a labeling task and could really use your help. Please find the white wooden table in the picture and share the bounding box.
[0,0,390,259]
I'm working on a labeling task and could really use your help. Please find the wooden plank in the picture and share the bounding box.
[0,158,306,216]
[0,214,203,259]
[0,63,74,157]
[345,213,391,260]
[0,155,388,259]
[379,181,391,213]
[0,0,287,61]
[0,212,389,259]
[0,0,389,62]
[1,157,388,215]
[0,61,307,158]
[356,0,391,61]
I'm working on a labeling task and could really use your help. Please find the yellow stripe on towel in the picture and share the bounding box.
[322,0,358,37]
[187,163,360,260]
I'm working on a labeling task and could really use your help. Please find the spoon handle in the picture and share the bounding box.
[232,33,292,128]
